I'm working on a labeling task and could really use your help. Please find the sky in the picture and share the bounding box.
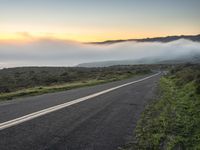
[0,0,200,42]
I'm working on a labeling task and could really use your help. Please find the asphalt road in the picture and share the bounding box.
[0,73,161,150]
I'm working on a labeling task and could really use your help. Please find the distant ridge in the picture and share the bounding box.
[89,34,200,44]
[77,55,200,68]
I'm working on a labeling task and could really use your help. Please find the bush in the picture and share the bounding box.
[0,86,10,93]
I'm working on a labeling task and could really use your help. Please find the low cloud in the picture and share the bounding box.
[0,39,200,68]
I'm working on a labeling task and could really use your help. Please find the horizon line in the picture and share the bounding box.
[0,33,199,44]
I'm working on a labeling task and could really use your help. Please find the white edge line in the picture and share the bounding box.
[0,72,161,130]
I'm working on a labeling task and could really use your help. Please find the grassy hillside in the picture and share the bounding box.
[0,65,154,101]
[128,64,200,149]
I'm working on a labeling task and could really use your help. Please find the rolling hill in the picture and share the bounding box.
[90,34,200,44]
[77,52,200,67]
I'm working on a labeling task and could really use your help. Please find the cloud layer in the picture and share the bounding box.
[0,39,200,68]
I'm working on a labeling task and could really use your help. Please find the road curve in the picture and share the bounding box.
[0,73,161,150]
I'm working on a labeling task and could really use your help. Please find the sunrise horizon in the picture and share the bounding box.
[0,0,200,68]
[0,32,200,43]
[1,0,200,43]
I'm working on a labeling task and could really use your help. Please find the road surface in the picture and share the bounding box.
[0,73,161,150]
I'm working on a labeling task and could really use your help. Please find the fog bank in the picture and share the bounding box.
[0,39,200,68]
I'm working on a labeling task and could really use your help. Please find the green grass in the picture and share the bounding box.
[0,73,138,101]
[125,64,200,150]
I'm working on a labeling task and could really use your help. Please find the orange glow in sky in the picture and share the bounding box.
[0,29,199,43]
[0,0,199,42]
